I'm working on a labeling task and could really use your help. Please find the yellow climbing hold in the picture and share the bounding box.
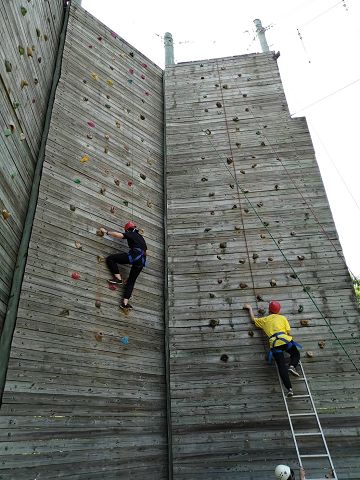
[91,72,99,81]
[80,155,89,163]
[2,210,11,220]
[107,79,114,86]
[27,47,33,57]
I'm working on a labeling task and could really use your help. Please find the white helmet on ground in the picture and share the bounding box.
[275,465,291,480]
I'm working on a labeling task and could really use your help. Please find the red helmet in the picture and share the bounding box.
[124,221,136,231]
[269,301,281,314]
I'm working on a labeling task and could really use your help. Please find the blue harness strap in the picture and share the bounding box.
[128,247,146,267]
[267,331,302,364]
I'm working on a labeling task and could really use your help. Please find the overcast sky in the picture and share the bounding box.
[82,0,360,277]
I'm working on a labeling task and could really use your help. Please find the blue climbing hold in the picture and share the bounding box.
[120,336,129,345]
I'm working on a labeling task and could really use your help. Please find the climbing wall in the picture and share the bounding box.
[0,4,167,479]
[165,53,360,479]
[0,0,64,332]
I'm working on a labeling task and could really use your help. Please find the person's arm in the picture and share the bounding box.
[300,466,306,480]
[243,304,256,324]
[99,227,124,239]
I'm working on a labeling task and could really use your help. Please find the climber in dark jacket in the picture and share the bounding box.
[99,221,147,310]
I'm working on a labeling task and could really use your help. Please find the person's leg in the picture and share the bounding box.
[273,349,292,390]
[106,253,129,282]
[288,344,301,369]
[122,265,143,305]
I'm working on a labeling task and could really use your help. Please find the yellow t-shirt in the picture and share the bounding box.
[254,314,293,348]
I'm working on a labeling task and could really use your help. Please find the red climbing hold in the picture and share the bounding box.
[127,180,133,187]
[87,121,95,128]
[111,31,117,38]
[141,63,148,68]
[108,283,117,290]
[145,91,150,96]
[71,272,81,280]
[140,74,146,80]
[129,68,134,74]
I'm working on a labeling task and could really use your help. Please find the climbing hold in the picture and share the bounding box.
[71,272,81,280]
[19,133,25,141]
[129,68,134,74]
[34,78,39,85]
[290,231,296,236]
[108,283,117,290]
[75,241,82,250]
[260,234,266,239]
[226,157,233,164]
[209,319,219,328]
[2,210,11,220]
[140,173,146,180]
[303,286,311,292]
[70,204,76,212]
[114,179,120,186]
[217,279,223,284]
[204,227,211,232]
[216,102,222,108]
[220,354,229,362]
[219,242,227,249]
[80,155,89,164]
[100,187,106,195]
[251,163,257,168]
[87,121,95,128]
[36,28,41,38]
[27,47,33,57]
[204,129,211,135]
[234,226,241,231]
[252,253,259,260]
[242,93,247,98]
[91,72,99,80]
[290,273,298,279]
[141,63,148,68]
[243,208,249,213]
[60,308,70,317]
[116,121,121,128]
[87,134,93,140]
[260,141,266,146]
[111,31,117,38]
[232,205,238,210]
[97,255,104,263]
[263,221,269,227]
[129,52,134,57]
[105,104,111,109]
[258,307,266,315]
[127,79,133,84]
[140,74,146,80]
[239,259,246,264]
[97,36,103,41]
[256,295,264,301]
[240,169,245,174]
[220,66,225,71]
[4,129,12,137]
[239,282,248,289]
[297,255,305,261]
[145,91,150,96]
[5,60,12,72]
[18,45,25,55]
[147,200,153,208]
[245,107,249,112]
[257,201,263,207]
[13,101,20,109]
[123,200,129,206]
[270,279,277,287]
[306,351,314,358]
[140,114,145,120]
[275,184,280,190]
[83,97,88,102]
[210,211,215,215]
[120,336,129,345]
[242,189,249,194]
[222,84,228,89]
[298,305,304,313]
[95,332,103,342]
[20,6,27,15]
[107,79,114,86]
[235,142,241,147]
[209,293,216,299]
[255,131,261,135]
[95,300,101,308]
[110,206,116,214]
[201,177,208,182]
[300,319,309,326]
[248,330,254,337]
[229,184,235,189]
[127,180,133,187]
[73,178,81,184]
[44,34,48,41]
[204,109,208,112]
[318,340,326,349]
[216,255,222,260]
[268,257,273,262]
[20,80,29,89]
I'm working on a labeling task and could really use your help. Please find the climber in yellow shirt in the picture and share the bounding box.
[243,301,301,397]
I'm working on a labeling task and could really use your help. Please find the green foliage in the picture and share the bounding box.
[352,276,360,305]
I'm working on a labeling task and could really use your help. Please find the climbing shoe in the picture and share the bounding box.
[108,278,123,285]
[288,365,300,377]
[287,388,294,398]
[120,302,133,310]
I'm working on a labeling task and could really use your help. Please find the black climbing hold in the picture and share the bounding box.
[210,211,215,216]
[235,142,241,147]
[233,116,239,122]
[251,163,257,168]
[140,114,145,120]
[209,319,219,328]
[140,173,146,180]
[123,200,129,206]
[290,273,298,279]
[36,28,41,37]
[242,93,247,98]
[70,204,76,212]
[220,66,225,71]
[114,179,120,186]
[232,205,237,209]
[222,84,228,89]
[256,131,261,135]
[239,258,246,264]
[242,189,249,194]
[215,83,219,87]
[260,141,266,146]
[209,293,216,299]
[100,188,106,195]
[263,221,269,227]
[252,253,259,260]
[204,109,208,112]
[240,169,245,174]
[204,228,212,232]
[256,295,263,301]
[217,279,223,284]
[129,51,134,57]
[245,108,249,112]
[238,73,242,77]
[290,231,296,236]
[209,192,215,197]
[105,104,111,109]
[110,206,116,214]
[240,282,248,289]
[216,255,221,260]
[205,129,211,135]
[298,304,304,313]
[229,184,234,189]
[260,234,266,239]
[270,279,277,287]
[216,102,222,108]
[44,34,48,41]
[34,78,38,85]
[20,6,27,15]
[234,226,241,231]
[201,177,208,182]
[248,330,254,337]
[268,257,273,262]
[219,242,227,249]
[257,202,263,207]
[226,157,233,164]
[275,184,280,190]
[201,76,204,80]
[220,354,229,362]
[297,255,305,261]
[303,286,311,292]
[244,208,249,213]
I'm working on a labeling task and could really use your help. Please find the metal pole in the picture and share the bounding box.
[164,32,174,66]
[254,18,270,52]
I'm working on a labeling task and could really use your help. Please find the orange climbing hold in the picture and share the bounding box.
[80,155,89,163]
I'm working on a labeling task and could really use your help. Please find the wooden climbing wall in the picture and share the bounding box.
[0,0,64,332]
[165,53,360,479]
[0,4,167,479]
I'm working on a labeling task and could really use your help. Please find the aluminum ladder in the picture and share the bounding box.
[278,361,338,480]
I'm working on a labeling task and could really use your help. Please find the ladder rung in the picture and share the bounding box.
[290,412,316,417]
[305,478,330,480]
[292,394,310,398]
[300,454,329,458]
[294,432,322,437]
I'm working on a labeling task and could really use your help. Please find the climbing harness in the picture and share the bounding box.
[128,247,146,267]
[267,331,302,364]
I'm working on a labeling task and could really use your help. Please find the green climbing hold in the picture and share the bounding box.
[123,200,129,206]
[20,6,27,16]
[13,101,20,109]
[19,46,25,55]
[5,60,12,73]
[73,178,81,184]
[44,34,48,41]
[4,129,12,137]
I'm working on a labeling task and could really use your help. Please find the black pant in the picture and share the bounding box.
[106,252,143,300]
[272,344,300,390]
